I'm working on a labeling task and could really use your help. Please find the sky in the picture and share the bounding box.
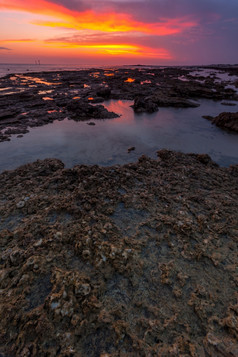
[0,0,238,65]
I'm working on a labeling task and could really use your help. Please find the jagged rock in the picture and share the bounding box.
[132,96,159,113]
[67,100,119,120]
[204,112,238,132]
[212,112,238,132]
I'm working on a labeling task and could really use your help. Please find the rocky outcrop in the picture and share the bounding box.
[132,96,159,113]
[150,92,200,108]
[66,100,119,120]
[204,112,238,132]
[132,92,199,113]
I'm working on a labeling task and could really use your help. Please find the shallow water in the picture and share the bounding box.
[0,99,237,172]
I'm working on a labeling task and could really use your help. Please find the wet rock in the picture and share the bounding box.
[204,112,238,132]
[127,146,135,153]
[203,115,213,121]
[132,96,159,113]
[151,92,200,108]
[221,102,237,106]
[96,87,111,98]
[0,109,21,120]
[67,100,119,120]
[212,112,238,132]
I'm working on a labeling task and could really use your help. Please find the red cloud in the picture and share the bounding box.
[0,0,197,36]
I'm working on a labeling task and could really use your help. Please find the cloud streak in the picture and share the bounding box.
[1,39,35,42]
[44,31,172,58]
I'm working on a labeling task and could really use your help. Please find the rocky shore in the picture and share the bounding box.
[0,65,237,142]
[0,150,238,356]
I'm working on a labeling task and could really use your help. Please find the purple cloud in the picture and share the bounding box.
[49,0,90,11]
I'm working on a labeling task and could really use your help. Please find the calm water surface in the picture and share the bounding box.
[0,99,237,172]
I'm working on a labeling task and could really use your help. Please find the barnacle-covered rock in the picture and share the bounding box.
[0,151,238,356]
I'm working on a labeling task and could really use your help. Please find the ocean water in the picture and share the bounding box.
[0,63,155,78]
[0,63,119,78]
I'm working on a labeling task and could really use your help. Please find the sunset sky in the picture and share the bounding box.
[0,0,238,65]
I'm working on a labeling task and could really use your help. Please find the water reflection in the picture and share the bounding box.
[124,78,135,83]
[0,99,237,172]
[42,97,54,101]
[16,75,61,86]
[141,80,152,84]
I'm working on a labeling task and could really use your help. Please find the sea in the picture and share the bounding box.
[0,63,155,78]
[0,63,238,172]
[0,63,112,78]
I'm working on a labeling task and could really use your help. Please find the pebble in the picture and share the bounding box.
[128,146,135,153]
[16,200,25,208]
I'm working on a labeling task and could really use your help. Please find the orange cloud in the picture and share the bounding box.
[44,40,172,58]
[33,15,196,35]
[0,0,74,19]
[0,0,197,36]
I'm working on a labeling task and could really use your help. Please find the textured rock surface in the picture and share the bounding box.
[0,150,238,356]
[211,112,238,132]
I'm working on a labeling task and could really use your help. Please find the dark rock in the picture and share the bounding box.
[221,102,237,106]
[128,146,135,153]
[204,112,238,132]
[0,109,21,120]
[96,87,111,98]
[67,100,119,120]
[151,92,200,108]
[132,97,159,113]
[202,115,213,121]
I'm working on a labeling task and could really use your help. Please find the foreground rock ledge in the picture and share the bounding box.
[0,150,238,356]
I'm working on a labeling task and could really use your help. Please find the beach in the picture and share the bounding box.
[0,66,238,356]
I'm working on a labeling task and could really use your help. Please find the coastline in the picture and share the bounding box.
[0,65,237,143]
[0,65,238,172]
[0,65,238,355]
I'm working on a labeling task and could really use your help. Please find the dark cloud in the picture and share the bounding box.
[49,0,90,11]
[0,47,11,50]
[50,0,238,24]
[104,0,238,24]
